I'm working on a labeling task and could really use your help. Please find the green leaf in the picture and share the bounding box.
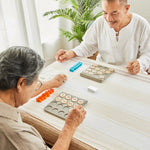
[44,8,78,23]
[43,0,102,43]
[93,11,103,20]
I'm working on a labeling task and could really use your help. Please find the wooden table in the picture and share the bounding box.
[20,111,95,150]
[19,57,150,150]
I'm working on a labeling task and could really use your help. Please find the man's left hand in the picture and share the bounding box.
[126,60,140,75]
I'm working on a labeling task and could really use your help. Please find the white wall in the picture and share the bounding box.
[130,0,150,23]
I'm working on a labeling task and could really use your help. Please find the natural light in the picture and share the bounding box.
[35,0,59,43]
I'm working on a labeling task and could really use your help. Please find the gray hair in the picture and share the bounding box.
[0,46,45,91]
[102,0,127,5]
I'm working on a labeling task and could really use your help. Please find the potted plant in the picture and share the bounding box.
[43,0,102,43]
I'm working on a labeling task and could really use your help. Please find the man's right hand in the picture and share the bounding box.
[55,49,77,63]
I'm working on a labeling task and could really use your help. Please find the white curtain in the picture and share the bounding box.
[0,0,43,57]
[0,0,79,65]
[34,0,77,65]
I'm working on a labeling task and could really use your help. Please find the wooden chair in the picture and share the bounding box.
[88,51,98,60]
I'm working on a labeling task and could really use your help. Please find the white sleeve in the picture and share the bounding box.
[137,21,150,73]
[72,19,99,57]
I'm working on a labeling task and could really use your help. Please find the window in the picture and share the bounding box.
[35,0,59,43]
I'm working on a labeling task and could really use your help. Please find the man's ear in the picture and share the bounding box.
[16,77,26,93]
[125,4,130,13]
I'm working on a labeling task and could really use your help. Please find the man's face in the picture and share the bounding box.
[102,0,129,30]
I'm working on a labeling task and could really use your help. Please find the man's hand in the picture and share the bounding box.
[50,74,67,88]
[65,105,86,130]
[56,49,77,63]
[126,60,140,75]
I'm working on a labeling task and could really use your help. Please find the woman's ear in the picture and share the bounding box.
[16,77,26,93]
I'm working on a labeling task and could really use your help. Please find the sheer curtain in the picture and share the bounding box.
[35,0,60,64]
[0,0,77,64]
[35,0,76,65]
[0,0,43,56]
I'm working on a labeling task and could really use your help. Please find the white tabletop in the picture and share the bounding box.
[20,57,150,150]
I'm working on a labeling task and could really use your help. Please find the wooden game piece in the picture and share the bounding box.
[109,68,115,72]
[86,68,92,71]
[95,67,100,71]
[99,75,105,79]
[97,71,103,75]
[105,70,111,74]
[67,102,74,107]
[100,69,105,72]
[72,97,78,102]
[61,99,67,104]
[93,64,98,67]
[88,72,93,75]
[66,95,72,100]
[60,93,66,98]
[73,104,78,108]
[78,100,84,105]
[84,71,89,74]
[55,97,61,102]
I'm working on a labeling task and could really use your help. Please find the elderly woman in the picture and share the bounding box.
[0,46,86,150]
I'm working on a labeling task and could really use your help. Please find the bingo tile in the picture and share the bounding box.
[44,92,88,119]
[80,64,115,83]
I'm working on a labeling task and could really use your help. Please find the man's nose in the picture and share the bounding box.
[106,14,113,22]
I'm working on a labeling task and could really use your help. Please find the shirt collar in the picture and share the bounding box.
[0,102,19,122]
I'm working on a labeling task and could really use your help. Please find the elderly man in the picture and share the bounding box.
[56,0,150,75]
[0,46,86,150]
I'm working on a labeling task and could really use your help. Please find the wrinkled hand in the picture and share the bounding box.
[65,105,86,130]
[56,49,76,63]
[51,74,67,88]
[126,60,140,75]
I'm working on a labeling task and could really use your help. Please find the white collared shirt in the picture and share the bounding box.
[73,13,150,74]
